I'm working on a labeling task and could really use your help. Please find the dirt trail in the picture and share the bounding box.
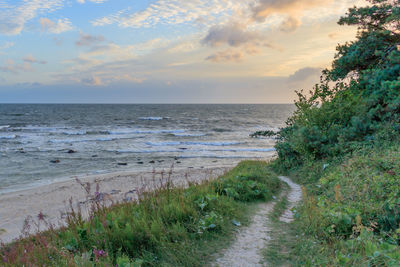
[278,176,302,223]
[212,176,301,267]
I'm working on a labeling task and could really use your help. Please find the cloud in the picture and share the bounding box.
[202,23,262,47]
[0,42,14,54]
[76,32,105,46]
[288,67,321,83]
[250,0,335,33]
[205,49,244,63]
[80,74,145,86]
[23,55,47,64]
[328,32,339,39]
[202,22,280,62]
[279,16,301,32]
[40,18,73,34]
[91,0,247,28]
[81,75,103,86]
[0,59,33,74]
[77,0,107,3]
[252,0,332,22]
[0,41,14,50]
[0,0,64,35]
[113,74,146,83]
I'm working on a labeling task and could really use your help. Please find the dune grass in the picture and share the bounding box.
[268,142,400,266]
[0,160,281,266]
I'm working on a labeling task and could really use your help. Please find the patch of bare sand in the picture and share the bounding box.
[0,166,231,243]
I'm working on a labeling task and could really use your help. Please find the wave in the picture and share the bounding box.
[146,141,244,147]
[113,149,180,154]
[108,129,185,135]
[0,134,17,140]
[185,141,243,146]
[18,126,66,132]
[146,141,181,146]
[178,155,264,159]
[139,117,163,121]
[62,130,87,135]
[0,125,10,130]
[213,148,276,152]
[49,136,117,144]
[172,133,206,137]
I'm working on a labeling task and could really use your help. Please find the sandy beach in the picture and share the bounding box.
[0,165,232,243]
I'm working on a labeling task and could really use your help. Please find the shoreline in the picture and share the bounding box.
[0,164,236,244]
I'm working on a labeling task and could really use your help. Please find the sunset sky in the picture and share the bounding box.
[0,0,366,103]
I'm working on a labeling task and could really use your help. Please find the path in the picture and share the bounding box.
[278,176,302,223]
[212,176,302,267]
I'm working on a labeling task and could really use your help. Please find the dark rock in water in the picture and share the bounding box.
[110,189,121,195]
[149,160,155,164]
[117,162,128,166]
[176,161,181,164]
[179,147,187,150]
[174,157,178,160]
[92,155,98,158]
[137,161,144,164]
[67,149,76,154]
[213,128,230,133]
[212,160,218,163]
[158,160,164,163]
[50,159,60,164]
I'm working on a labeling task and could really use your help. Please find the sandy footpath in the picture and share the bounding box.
[212,176,302,267]
[0,166,232,243]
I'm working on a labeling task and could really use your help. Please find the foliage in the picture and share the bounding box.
[213,161,281,202]
[289,143,400,266]
[0,161,281,266]
[275,0,400,169]
[268,1,400,265]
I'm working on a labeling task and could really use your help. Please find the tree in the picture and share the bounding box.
[275,0,400,168]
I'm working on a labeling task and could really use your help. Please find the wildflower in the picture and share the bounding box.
[93,248,108,260]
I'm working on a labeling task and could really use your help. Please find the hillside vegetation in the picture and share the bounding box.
[270,0,400,265]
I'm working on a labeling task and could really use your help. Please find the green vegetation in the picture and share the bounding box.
[275,0,400,170]
[281,143,400,266]
[2,1,399,266]
[266,0,400,265]
[0,161,281,266]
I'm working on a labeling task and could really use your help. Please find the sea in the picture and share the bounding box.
[0,104,295,194]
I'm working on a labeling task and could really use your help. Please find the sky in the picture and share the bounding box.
[0,0,366,103]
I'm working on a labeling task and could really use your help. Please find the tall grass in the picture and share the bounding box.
[0,161,281,266]
[285,142,400,266]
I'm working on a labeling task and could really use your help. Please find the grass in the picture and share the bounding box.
[268,142,400,266]
[0,160,281,266]
[262,182,298,267]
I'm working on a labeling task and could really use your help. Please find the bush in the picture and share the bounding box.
[275,0,400,169]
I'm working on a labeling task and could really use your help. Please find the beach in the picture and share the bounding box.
[0,165,233,243]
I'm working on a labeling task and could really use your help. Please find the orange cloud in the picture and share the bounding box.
[205,49,244,63]
[252,0,333,21]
